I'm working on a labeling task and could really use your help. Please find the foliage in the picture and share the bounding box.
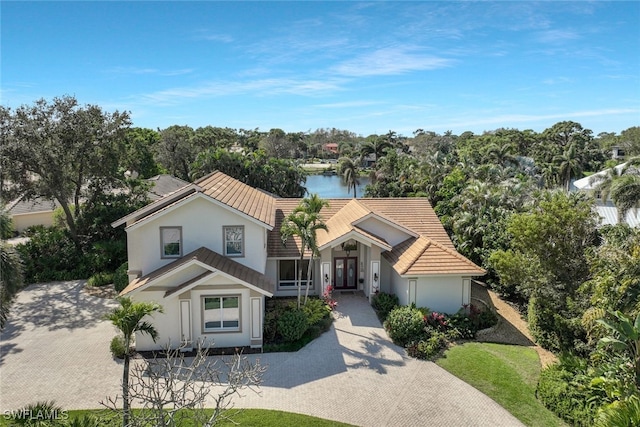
[276,308,310,342]
[594,394,640,427]
[491,190,599,352]
[109,335,127,359]
[536,362,596,426]
[191,148,307,197]
[0,206,13,239]
[87,272,113,287]
[1,96,131,246]
[112,262,128,294]
[384,306,425,346]
[0,242,24,329]
[596,310,640,388]
[406,331,448,360]
[371,292,399,321]
[337,157,360,198]
[302,297,331,326]
[16,227,89,283]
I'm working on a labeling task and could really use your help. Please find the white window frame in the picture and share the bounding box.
[160,226,182,259]
[278,259,312,290]
[201,295,241,333]
[223,226,245,257]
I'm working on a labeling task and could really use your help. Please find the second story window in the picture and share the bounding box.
[223,226,244,257]
[160,226,182,258]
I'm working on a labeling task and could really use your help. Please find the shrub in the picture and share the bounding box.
[16,227,90,283]
[384,306,425,346]
[89,239,126,273]
[371,292,399,321]
[277,309,309,342]
[302,297,330,326]
[407,331,448,360]
[113,262,129,293]
[87,272,113,287]
[537,362,595,426]
[110,335,127,359]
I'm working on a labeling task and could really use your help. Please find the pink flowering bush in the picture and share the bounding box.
[322,285,338,310]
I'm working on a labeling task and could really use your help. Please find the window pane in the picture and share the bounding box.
[223,297,238,308]
[279,260,296,281]
[162,228,181,256]
[204,297,220,310]
[224,226,243,256]
[300,260,310,280]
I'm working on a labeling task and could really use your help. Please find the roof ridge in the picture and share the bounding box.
[400,236,431,275]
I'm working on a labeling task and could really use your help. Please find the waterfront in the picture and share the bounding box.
[304,173,369,198]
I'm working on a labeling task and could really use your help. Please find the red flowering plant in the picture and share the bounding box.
[322,285,338,310]
[424,311,449,332]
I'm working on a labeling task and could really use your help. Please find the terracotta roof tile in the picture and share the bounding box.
[195,172,277,228]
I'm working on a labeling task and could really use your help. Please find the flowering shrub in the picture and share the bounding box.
[322,285,338,310]
[425,311,449,331]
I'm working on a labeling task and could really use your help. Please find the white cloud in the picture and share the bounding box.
[332,47,454,77]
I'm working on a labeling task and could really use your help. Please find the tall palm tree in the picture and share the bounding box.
[106,297,163,427]
[0,242,23,329]
[359,136,393,166]
[281,195,328,307]
[337,157,360,198]
[554,143,583,191]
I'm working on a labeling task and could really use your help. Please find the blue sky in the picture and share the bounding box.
[2,1,639,136]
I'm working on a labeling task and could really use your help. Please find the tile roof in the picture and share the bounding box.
[194,171,277,228]
[146,175,190,201]
[120,246,275,296]
[6,195,59,215]
[383,236,485,276]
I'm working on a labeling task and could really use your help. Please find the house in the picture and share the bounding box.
[573,163,640,227]
[5,175,188,233]
[112,171,485,351]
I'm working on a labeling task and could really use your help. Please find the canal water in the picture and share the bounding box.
[304,174,370,198]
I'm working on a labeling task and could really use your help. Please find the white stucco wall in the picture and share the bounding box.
[356,217,411,246]
[12,211,55,232]
[387,268,471,314]
[134,285,256,351]
[126,196,268,277]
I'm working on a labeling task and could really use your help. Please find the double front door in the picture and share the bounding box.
[334,257,357,289]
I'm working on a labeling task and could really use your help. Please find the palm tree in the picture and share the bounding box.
[0,242,23,329]
[554,143,583,191]
[281,195,328,307]
[359,136,393,166]
[106,297,163,427]
[337,157,360,198]
[611,174,640,224]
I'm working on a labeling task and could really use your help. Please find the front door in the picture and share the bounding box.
[334,257,357,289]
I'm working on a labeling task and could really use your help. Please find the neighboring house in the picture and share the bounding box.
[573,163,640,227]
[112,171,485,351]
[5,175,189,233]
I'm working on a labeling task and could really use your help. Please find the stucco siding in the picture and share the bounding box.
[12,212,55,232]
[127,196,268,277]
[357,217,411,246]
[414,276,466,314]
[133,291,181,351]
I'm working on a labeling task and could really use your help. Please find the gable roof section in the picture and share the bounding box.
[7,194,59,215]
[112,171,277,229]
[194,171,277,228]
[383,236,485,276]
[120,246,275,296]
[268,197,455,258]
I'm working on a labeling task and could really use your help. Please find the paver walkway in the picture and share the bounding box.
[1,282,523,426]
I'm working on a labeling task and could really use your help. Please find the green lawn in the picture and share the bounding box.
[0,409,353,427]
[436,342,565,427]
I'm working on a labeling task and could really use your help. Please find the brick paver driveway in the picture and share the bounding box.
[0,281,523,426]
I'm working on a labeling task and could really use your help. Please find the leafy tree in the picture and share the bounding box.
[337,157,360,198]
[0,205,13,239]
[191,148,306,197]
[122,127,161,179]
[106,297,163,427]
[0,242,23,329]
[280,196,328,308]
[1,96,131,247]
[490,191,599,351]
[155,125,197,181]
